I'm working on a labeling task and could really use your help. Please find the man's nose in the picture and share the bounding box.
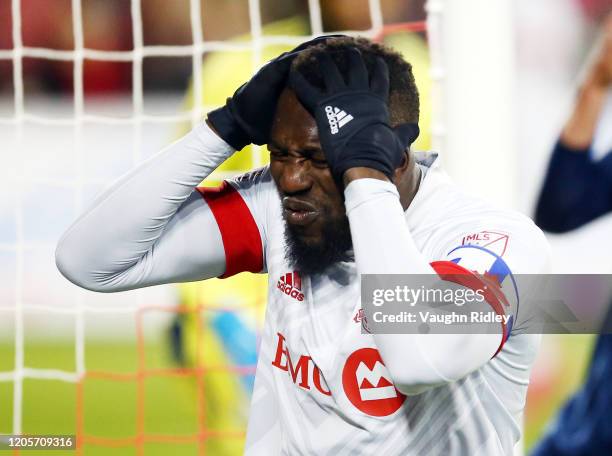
[279,157,313,195]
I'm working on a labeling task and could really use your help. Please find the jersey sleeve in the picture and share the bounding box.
[344,178,551,393]
[197,166,275,277]
[55,122,236,292]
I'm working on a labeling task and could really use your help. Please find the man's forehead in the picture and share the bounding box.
[275,88,314,124]
[271,88,320,145]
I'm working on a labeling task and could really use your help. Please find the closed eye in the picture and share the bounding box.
[268,146,288,160]
[310,156,328,168]
[268,145,328,168]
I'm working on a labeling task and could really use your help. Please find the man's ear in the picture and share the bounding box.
[392,150,411,183]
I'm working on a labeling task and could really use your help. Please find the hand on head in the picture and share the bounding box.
[206,35,344,150]
[289,48,419,181]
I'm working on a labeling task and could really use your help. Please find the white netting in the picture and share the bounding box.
[0,0,434,450]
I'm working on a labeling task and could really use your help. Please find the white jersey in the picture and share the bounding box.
[210,154,547,455]
[55,123,549,456]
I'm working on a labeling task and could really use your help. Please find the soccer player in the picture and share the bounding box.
[531,15,612,456]
[56,36,549,454]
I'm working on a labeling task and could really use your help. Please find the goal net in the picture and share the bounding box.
[0,1,436,454]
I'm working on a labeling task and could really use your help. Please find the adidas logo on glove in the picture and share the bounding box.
[325,105,353,134]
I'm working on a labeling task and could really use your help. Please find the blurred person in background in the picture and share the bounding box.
[579,0,612,22]
[0,0,132,94]
[532,13,612,456]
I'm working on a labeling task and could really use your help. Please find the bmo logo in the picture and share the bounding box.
[342,348,406,416]
[271,332,331,396]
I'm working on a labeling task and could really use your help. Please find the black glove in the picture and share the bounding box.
[207,35,344,150]
[289,48,419,179]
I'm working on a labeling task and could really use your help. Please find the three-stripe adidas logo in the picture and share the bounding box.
[325,105,354,134]
[276,271,304,301]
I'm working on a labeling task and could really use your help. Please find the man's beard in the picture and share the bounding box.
[284,212,353,276]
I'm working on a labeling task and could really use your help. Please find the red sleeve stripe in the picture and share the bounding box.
[197,182,263,278]
[430,260,509,358]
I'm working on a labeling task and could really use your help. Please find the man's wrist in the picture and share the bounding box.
[193,121,237,157]
[343,167,390,187]
[205,118,221,137]
[206,106,250,151]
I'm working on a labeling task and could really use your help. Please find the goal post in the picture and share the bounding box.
[427,0,518,209]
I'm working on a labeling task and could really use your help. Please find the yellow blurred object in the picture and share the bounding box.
[178,285,248,455]
[176,277,266,455]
